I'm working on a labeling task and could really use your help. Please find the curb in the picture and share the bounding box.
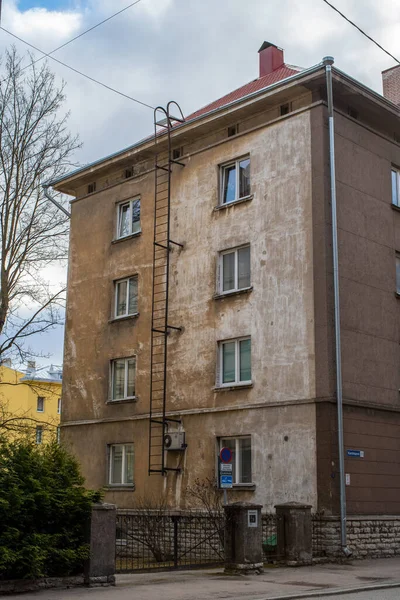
[252,581,400,600]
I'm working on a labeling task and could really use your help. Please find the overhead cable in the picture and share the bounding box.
[0,26,155,110]
[17,0,144,75]
[321,0,400,65]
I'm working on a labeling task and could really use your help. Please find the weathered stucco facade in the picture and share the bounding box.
[55,49,400,516]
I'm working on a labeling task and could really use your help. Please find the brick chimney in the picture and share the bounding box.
[382,65,400,106]
[258,41,284,77]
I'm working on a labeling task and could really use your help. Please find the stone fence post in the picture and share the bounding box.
[84,503,117,586]
[224,502,263,574]
[275,502,312,565]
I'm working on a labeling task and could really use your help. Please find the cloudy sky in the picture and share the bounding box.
[1,0,399,367]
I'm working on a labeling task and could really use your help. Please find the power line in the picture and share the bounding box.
[21,0,144,73]
[321,0,400,65]
[0,26,155,110]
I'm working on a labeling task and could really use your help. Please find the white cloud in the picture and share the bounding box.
[3,2,82,47]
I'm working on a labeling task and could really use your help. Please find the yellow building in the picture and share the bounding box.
[0,361,62,443]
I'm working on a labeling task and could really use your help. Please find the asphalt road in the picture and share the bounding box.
[310,590,400,600]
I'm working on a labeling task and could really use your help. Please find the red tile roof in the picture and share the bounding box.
[186,65,300,121]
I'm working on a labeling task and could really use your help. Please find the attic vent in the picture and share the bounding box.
[87,182,96,194]
[125,167,134,179]
[348,106,358,120]
[227,125,238,137]
[280,103,291,116]
[172,147,183,160]
[394,132,400,144]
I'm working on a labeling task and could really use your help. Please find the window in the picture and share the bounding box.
[172,147,183,160]
[220,157,250,205]
[115,276,138,318]
[36,426,43,444]
[108,444,134,485]
[219,245,250,294]
[88,182,96,194]
[111,357,136,401]
[125,167,133,179]
[117,197,141,239]
[396,253,400,295]
[219,337,251,386]
[392,168,400,207]
[37,396,44,412]
[280,103,291,116]
[57,398,61,415]
[57,427,61,444]
[348,106,358,120]
[220,437,252,484]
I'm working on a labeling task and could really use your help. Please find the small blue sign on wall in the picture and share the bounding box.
[347,450,364,458]
[220,475,233,489]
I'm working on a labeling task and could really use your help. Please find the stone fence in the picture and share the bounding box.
[312,515,400,560]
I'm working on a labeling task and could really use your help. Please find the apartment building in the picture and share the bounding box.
[0,361,62,442]
[51,42,400,516]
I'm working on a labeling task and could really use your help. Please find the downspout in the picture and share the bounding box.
[324,56,352,557]
[42,184,71,219]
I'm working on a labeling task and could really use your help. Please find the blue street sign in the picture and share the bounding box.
[220,475,233,489]
[220,447,232,463]
[347,450,364,458]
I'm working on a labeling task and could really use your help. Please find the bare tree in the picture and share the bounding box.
[0,47,80,363]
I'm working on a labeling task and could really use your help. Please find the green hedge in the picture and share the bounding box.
[0,438,101,580]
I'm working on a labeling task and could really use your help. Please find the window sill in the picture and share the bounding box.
[218,484,256,491]
[213,383,253,392]
[214,195,253,211]
[109,313,139,324]
[104,485,135,491]
[112,231,142,244]
[391,203,400,213]
[214,287,253,300]
[106,397,138,405]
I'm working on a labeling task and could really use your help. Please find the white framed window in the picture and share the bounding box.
[57,398,61,415]
[219,436,252,484]
[37,396,44,412]
[392,168,400,207]
[114,276,138,318]
[220,156,250,205]
[396,253,400,295]
[218,337,251,386]
[219,245,250,294]
[117,197,141,239]
[108,443,134,485]
[111,357,136,401]
[36,426,43,444]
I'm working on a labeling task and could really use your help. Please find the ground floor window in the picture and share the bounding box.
[219,436,252,484]
[108,443,134,485]
[35,426,43,444]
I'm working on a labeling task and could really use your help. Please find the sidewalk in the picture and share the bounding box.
[4,557,400,599]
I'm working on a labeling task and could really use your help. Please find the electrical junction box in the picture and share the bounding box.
[164,431,186,451]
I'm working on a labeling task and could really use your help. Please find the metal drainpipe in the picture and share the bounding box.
[42,184,71,219]
[324,56,352,557]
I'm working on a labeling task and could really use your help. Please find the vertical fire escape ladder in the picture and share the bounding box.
[148,102,185,476]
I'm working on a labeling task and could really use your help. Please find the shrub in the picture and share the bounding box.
[0,438,101,580]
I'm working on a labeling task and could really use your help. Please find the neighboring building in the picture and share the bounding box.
[0,360,62,442]
[51,42,400,516]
